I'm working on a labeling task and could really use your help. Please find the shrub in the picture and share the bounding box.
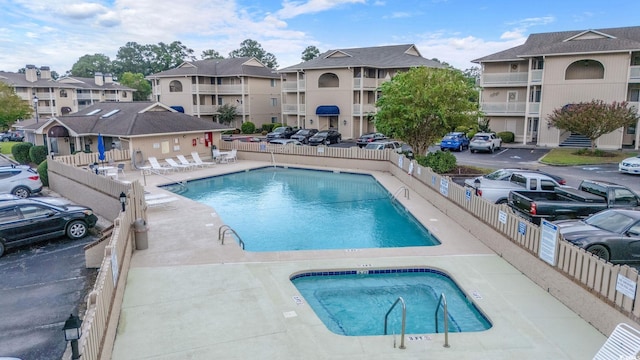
[11,142,33,164]
[262,123,278,132]
[37,160,49,187]
[416,150,457,174]
[241,121,256,134]
[29,145,48,165]
[497,131,515,143]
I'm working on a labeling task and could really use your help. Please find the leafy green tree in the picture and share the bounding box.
[70,54,113,77]
[301,46,320,61]
[148,41,195,74]
[201,49,224,60]
[113,41,195,77]
[0,82,33,130]
[113,42,151,76]
[119,72,152,101]
[216,103,238,124]
[375,67,480,155]
[229,39,278,69]
[548,100,639,150]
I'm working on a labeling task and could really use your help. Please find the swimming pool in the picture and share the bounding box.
[291,268,492,336]
[166,167,440,251]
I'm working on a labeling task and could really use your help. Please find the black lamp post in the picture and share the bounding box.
[474,178,481,196]
[33,95,39,123]
[119,192,127,212]
[62,313,82,359]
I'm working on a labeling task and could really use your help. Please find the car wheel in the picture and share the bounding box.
[489,146,494,153]
[324,140,330,146]
[0,240,5,258]
[2,138,8,142]
[495,199,508,205]
[470,149,475,153]
[458,144,463,152]
[337,137,341,144]
[586,244,610,262]
[66,220,89,240]
[12,186,30,199]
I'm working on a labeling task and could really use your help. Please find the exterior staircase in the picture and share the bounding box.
[559,133,592,147]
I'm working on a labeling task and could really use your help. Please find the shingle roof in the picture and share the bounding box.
[0,71,59,88]
[147,57,278,79]
[0,71,134,91]
[278,44,443,71]
[51,102,231,137]
[473,26,640,63]
[57,76,134,91]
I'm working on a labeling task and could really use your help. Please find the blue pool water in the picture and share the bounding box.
[291,268,492,336]
[166,167,440,251]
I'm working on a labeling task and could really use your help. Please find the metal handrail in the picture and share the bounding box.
[384,297,406,349]
[435,293,450,348]
[392,186,409,200]
[218,226,245,249]
[141,168,187,188]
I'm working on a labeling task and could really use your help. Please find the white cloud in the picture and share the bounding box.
[61,3,108,19]
[276,0,366,20]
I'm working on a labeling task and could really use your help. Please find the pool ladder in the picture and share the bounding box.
[218,225,245,249]
[383,293,451,350]
[392,186,410,200]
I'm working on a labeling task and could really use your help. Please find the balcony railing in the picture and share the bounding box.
[480,101,526,115]
[528,102,541,115]
[530,69,543,83]
[77,93,101,100]
[353,77,383,89]
[282,104,306,114]
[629,101,640,115]
[192,84,244,94]
[352,104,377,115]
[104,94,118,101]
[282,80,305,91]
[481,72,528,86]
[630,66,640,82]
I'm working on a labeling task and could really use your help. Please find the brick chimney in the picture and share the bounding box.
[104,73,113,84]
[25,64,37,82]
[94,72,103,86]
[40,66,51,80]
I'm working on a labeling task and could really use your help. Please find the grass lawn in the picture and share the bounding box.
[540,148,637,166]
[0,142,17,155]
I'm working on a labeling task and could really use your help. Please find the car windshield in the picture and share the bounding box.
[443,135,456,140]
[585,211,635,233]
[484,169,512,180]
[297,130,309,135]
[473,136,488,141]
[273,127,286,133]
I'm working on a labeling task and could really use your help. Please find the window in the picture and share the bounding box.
[217,97,223,105]
[0,207,20,222]
[18,205,51,219]
[629,88,640,102]
[565,59,604,80]
[613,189,639,206]
[122,92,127,98]
[169,80,183,92]
[270,79,276,87]
[271,117,277,123]
[318,73,339,88]
[271,98,278,106]
[541,180,556,191]
[60,89,67,97]
[508,91,518,102]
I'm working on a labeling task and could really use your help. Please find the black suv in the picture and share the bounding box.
[290,129,318,144]
[266,126,297,140]
[0,199,98,257]
[0,131,24,142]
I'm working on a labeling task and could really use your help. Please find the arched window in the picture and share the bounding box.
[169,80,183,92]
[318,73,339,88]
[565,59,604,80]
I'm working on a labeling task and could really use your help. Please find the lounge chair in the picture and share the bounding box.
[226,149,237,163]
[190,152,216,167]
[147,156,173,174]
[212,149,227,163]
[177,154,200,168]
[146,196,179,208]
[165,158,192,171]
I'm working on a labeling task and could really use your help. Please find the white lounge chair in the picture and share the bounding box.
[165,158,192,171]
[147,157,173,174]
[177,154,200,168]
[146,196,179,208]
[226,149,237,163]
[593,323,640,360]
[190,152,216,167]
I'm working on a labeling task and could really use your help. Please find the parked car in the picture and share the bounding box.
[469,168,567,186]
[464,171,563,204]
[469,132,502,153]
[269,139,303,146]
[290,129,318,144]
[266,126,297,140]
[0,132,24,142]
[0,193,72,207]
[0,165,43,198]
[356,132,387,148]
[619,154,640,175]
[364,140,403,152]
[308,129,342,146]
[555,209,640,263]
[222,135,261,142]
[0,198,98,257]
[440,132,469,152]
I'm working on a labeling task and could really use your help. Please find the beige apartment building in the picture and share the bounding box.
[147,57,281,128]
[0,65,134,121]
[278,44,442,139]
[474,26,640,150]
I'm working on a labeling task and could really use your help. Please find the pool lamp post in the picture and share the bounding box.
[62,313,82,359]
[119,192,127,212]
[33,95,39,123]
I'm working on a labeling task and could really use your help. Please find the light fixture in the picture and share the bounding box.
[119,192,127,212]
[50,151,55,159]
[309,119,313,124]
[343,119,347,126]
[33,95,39,123]
[62,313,82,360]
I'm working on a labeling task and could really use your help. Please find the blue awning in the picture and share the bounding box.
[171,106,185,113]
[316,105,340,115]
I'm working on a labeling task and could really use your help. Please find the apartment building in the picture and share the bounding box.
[0,65,134,120]
[147,57,281,128]
[473,26,640,150]
[278,44,442,139]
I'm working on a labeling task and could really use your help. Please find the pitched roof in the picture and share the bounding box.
[45,102,231,137]
[0,71,59,88]
[56,76,134,91]
[278,44,443,71]
[473,26,640,63]
[147,57,278,79]
[0,71,133,91]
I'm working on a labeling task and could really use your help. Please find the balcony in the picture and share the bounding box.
[77,93,101,100]
[353,78,385,89]
[196,105,219,115]
[530,69,543,83]
[192,84,244,94]
[104,94,118,101]
[480,101,526,115]
[629,101,640,115]
[282,104,306,115]
[282,80,306,92]
[630,66,640,83]
[481,72,528,87]
[528,102,541,115]
[352,104,377,115]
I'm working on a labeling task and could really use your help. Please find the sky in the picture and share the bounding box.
[0,0,638,75]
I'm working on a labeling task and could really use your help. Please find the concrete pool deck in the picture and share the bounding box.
[110,161,606,359]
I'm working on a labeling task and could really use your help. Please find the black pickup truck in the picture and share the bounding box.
[508,179,640,224]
